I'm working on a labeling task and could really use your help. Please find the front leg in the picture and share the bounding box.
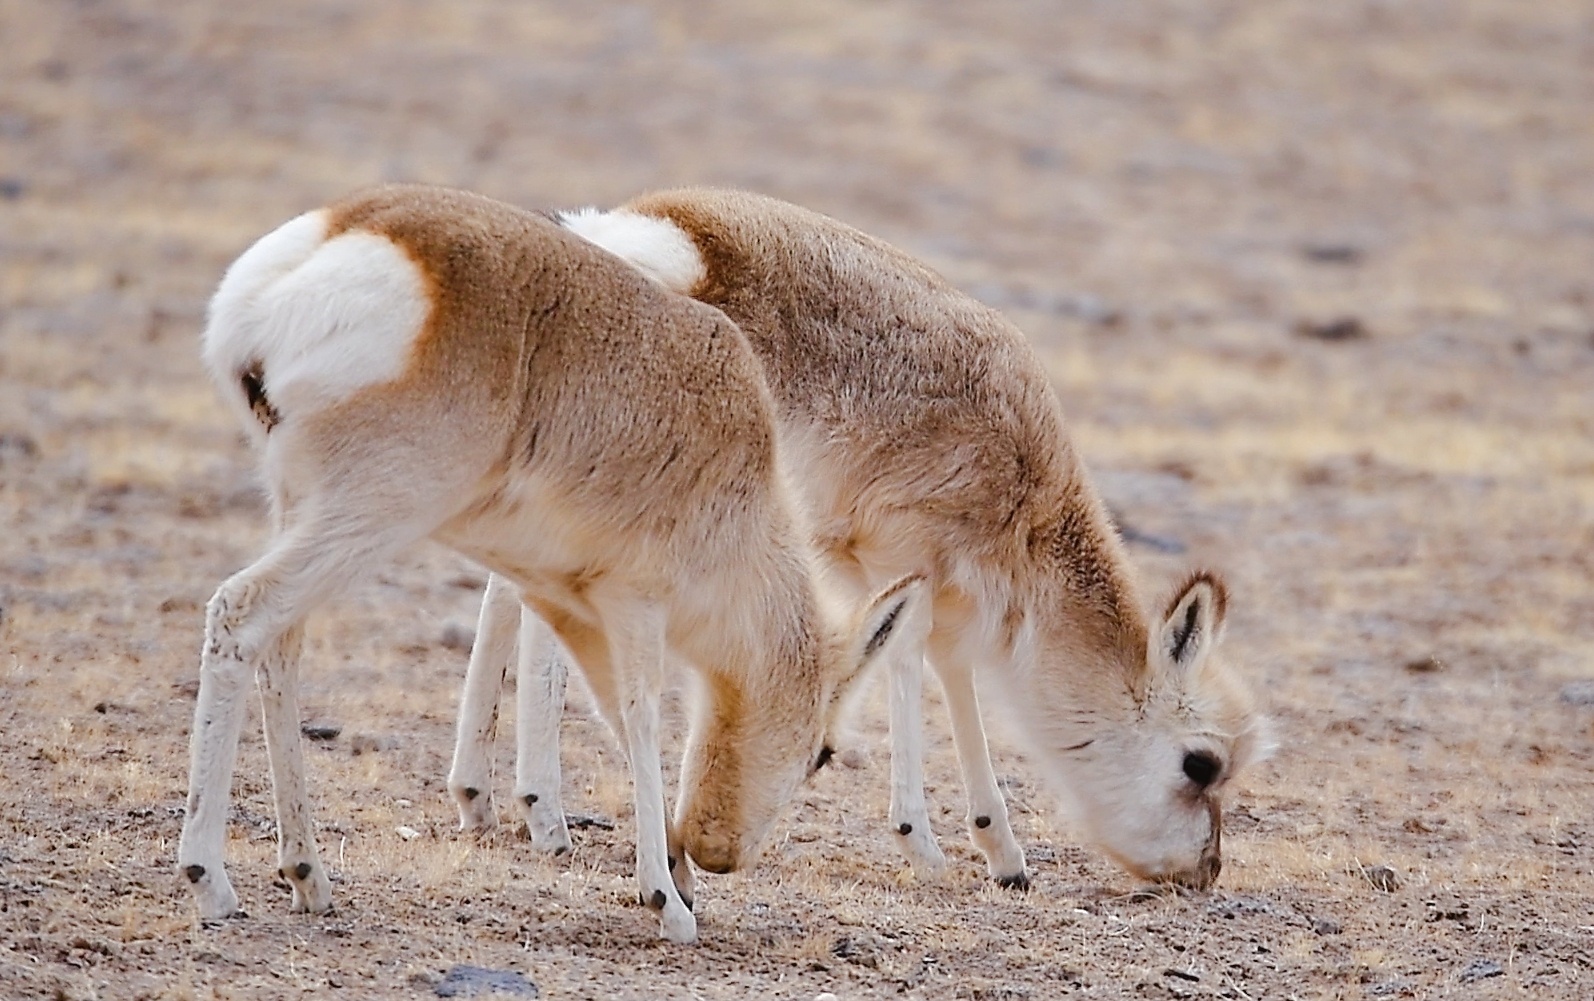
[448,573,521,832]
[887,617,945,873]
[513,609,573,853]
[595,593,696,944]
[256,623,332,911]
[930,656,1028,888]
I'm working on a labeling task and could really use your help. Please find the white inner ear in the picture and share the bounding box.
[1160,585,1213,670]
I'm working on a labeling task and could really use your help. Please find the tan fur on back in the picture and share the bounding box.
[625,189,1147,679]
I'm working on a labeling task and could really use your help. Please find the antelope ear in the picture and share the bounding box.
[848,574,927,677]
[1152,570,1228,673]
[823,575,928,745]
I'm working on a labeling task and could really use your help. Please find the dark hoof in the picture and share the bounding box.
[996,871,1031,891]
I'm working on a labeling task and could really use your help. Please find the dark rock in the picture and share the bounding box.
[1458,958,1503,983]
[434,965,538,998]
[1295,317,1367,342]
[565,813,615,830]
[1312,918,1342,935]
[439,623,475,652]
[1403,656,1444,674]
[1300,243,1363,264]
[1558,682,1594,707]
[302,723,342,742]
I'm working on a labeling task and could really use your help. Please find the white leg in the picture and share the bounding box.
[512,609,572,853]
[447,574,521,831]
[592,593,696,944]
[930,657,1029,888]
[179,518,419,919]
[178,584,259,919]
[256,623,333,911]
[888,619,945,873]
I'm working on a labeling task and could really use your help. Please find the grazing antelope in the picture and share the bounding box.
[177,184,922,943]
[448,189,1269,891]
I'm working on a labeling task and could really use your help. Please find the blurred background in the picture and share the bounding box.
[2,2,1591,998]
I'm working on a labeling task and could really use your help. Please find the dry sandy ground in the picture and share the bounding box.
[2,1,1593,998]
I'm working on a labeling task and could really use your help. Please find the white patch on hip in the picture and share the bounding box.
[559,208,706,295]
[203,211,431,419]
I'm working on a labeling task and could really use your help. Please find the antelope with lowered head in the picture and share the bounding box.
[177,184,922,943]
[449,189,1269,892]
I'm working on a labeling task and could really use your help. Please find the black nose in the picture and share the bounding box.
[1182,751,1221,789]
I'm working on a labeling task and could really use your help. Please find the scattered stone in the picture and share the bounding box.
[433,964,538,997]
[1312,918,1342,935]
[1362,864,1400,892]
[815,994,840,1001]
[396,826,422,841]
[1458,958,1504,983]
[301,723,342,742]
[1162,968,1200,982]
[439,623,475,652]
[1300,242,1363,264]
[565,813,615,830]
[1558,681,1594,707]
[1403,656,1444,674]
[1295,316,1367,342]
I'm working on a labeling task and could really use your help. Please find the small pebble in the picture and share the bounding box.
[815,994,840,1001]
[1295,316,1367,342]
[439,623,475,652]
[1313,918,1342,935]
[301,723,342,741]
[397,826,422,841]
[1404,656,1444,674]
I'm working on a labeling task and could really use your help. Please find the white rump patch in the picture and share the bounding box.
[559,208,706,294]
[204,213,431,422]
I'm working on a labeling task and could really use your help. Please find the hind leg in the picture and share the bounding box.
[179,510,429,918]
[448,573,521,832]
[512,609,573,853]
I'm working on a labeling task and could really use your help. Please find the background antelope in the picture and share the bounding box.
[449,189,1270,891]
[178,184,921,943]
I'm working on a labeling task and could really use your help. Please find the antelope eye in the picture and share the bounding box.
[1182,751,1222,789]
